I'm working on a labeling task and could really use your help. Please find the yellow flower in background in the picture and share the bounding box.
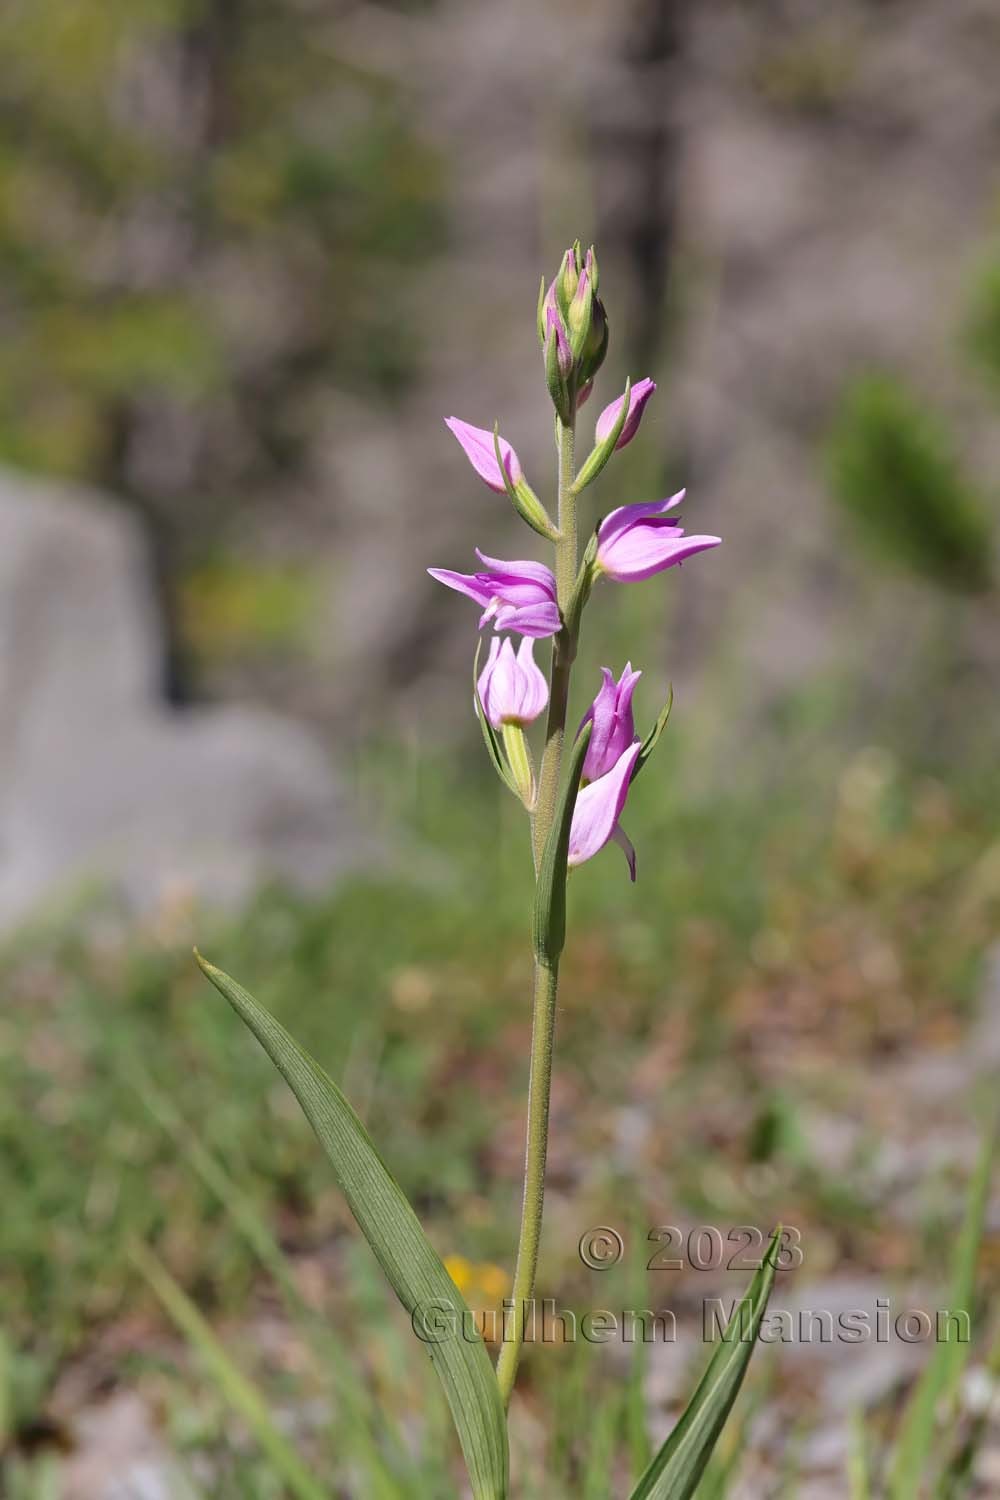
[443,1255,510,1340]
[476,1262,509,1303]
[443,1253,474,1294]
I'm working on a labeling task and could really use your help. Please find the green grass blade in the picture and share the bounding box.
[628,1229,781,1500]
[888,1120,995,1499]
[129,1239,330,1500]
[135,1073,409,1499]
[196,954,509,1500]
[847,1411,871,1500]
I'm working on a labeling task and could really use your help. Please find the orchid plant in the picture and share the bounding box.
[195,245,781,1498]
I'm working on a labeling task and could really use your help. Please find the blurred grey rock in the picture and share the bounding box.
[0,469,369,932]
[63,1392,190,1500]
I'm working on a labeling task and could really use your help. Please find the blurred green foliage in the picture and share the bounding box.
[2,693,997,1346]
[965,252,1000,393]
[1,712,998,1489]
[827,374,994,594]
[0,0,444,667]
[179,555,319,662]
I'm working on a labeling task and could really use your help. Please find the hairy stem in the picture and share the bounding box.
[499,412,577,1406]
[495,956,559,1405]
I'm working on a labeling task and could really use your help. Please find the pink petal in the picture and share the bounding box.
[595,377,656,449]
[610,824,637,881]
[427,567,491,608]
[492,599,562,637]
[599,524,721,582]
[568,740,642,869]
[513,637,549,722]
[597,492,686,551]
[445,417,521,493]
[476,636,506,726]
[473,551,557,597]
[579,663,643,781]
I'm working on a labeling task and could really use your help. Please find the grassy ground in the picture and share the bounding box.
[2,678,998,1494]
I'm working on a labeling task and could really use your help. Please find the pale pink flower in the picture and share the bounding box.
[445,417,522,494]
[477,637,549,727]
[596,494,721,581]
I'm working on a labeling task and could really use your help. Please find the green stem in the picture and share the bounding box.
[499,412,577,1407]
[531,417,577,870]
[495,956,559,1405]
[554,418,577,607]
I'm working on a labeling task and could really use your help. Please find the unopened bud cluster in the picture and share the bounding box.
[537,242,609,423]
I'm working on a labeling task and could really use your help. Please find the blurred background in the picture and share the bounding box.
[2,1,999,1495]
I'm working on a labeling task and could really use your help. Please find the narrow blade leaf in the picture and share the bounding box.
[847,1411,872,1500]
[633,687,673,781]
[196,956,509,1500]
[129,1239,331,1500]
[629,1228,781,1500]
[888,1119,995,1498]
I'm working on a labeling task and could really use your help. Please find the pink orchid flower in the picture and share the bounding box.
[596,493,721,582]
[568,738,642,881]
[428,551,561,638]
[579,663,641,782]
[477,637,549,727]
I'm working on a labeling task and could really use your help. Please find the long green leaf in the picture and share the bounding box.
[196,955,509,1500]
[888,1119,995,1499]
[129,1239,330,1500]
[629,1228,781,1500]
[847,1411,871,1500]
[633,687,673,781]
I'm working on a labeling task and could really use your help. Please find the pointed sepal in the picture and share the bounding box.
[632,686,674,781]
[571,376,632,494]
[491,422,558,540]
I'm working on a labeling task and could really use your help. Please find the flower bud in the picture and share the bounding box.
[577,284,608,385]
[595,378,656,452]
[544,305,575,425]
[538,243,609,407]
